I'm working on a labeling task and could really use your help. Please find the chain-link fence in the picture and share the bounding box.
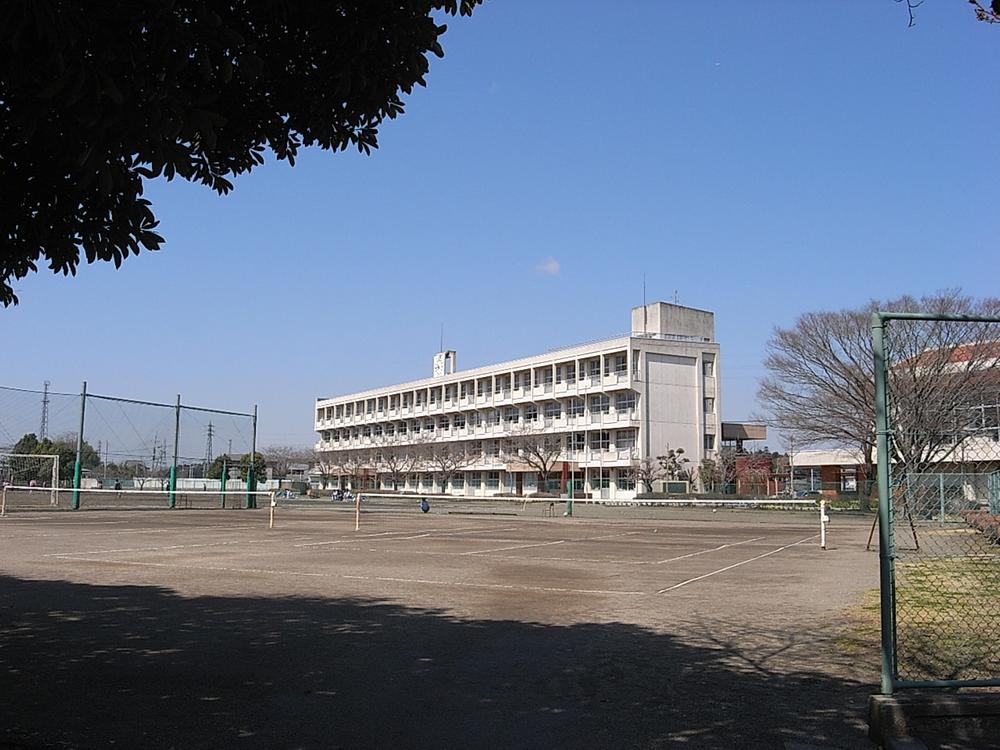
[0,382,259,509]
[873,312,1000,692]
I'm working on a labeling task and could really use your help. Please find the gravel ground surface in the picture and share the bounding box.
[0,506,881,749]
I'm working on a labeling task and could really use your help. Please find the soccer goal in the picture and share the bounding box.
[0,453,59,506]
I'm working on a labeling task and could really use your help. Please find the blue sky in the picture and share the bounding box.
[4,1,999,450]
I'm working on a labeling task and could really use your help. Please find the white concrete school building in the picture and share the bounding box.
[314,302,722,500]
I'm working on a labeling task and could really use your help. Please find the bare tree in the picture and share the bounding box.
[695,448,738,493]
[421,442,476,494]
[501,425,564,494]
[313,450,341,490]
[630,455,664,494]
[263,445,314,479]
[375,443,419,492]
[757,291,1000,508]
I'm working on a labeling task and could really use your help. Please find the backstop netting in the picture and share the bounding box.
[877,312,1000,689]
[0,382,259,511]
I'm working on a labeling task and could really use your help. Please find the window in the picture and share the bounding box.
[411,422,421,433]
[704,397,715,414]
[614,354,627,374]
[566,364,576,384]
[385,424,395,436]
[373,424,383,436]
[504,407,520,423]
[452,475,464,489]
[438,416,450,429]
[703,357,715,377]
[425,420,436,433]
[618,469,636,490]
[615,393,636,412]
[568,398,585,417]
[345,404,354,417]
[590,394,610,414]
[486,471,500,489]
[362,426,371,437]
[485,440,500,457]
[454,414,466,429]
[567,433,585,451]
[398,422,408,435]
[616,429,636,450]
[524,404,538,422]
[587,360,601,377]
[487,409,500,425]
[544,401,562,418]
[430,389,438,404]
[470,473,482,488]
[402,394,411,408]
[590,431,610,450]
[460,383,469,398]
[416,391,426,406]
[591,468,610,489]
[540,368,553,385]
[704,433,715,451]
[422,475,434,489]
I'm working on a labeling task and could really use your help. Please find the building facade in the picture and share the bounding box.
[314,302,722,499]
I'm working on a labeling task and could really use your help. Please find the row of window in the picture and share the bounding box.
[341,468,637,492]
[318,353,633,421]
[321,394,637,438]
[326,430,638,456]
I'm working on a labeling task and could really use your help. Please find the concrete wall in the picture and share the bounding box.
[642,352,700,463]
[631,302,715,340]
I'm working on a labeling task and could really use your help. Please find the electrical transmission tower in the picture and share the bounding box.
[39,380,50,440]
[204,422,214,464]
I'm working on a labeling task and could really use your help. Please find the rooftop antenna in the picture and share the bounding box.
[642,274,647,334]
[673,289,679,304]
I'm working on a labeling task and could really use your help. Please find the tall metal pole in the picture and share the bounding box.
[872,312,897,695]
[72,381,87,510]
[169,394,180,509]
[246,404,257,509]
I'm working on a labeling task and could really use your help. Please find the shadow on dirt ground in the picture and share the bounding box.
[0,574,876,749]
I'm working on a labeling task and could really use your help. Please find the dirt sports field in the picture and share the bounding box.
[1,502,882,749]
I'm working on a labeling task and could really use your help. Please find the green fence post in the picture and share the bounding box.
[169,394,180,509]
[246,404,257,509]
[872,312,897,695]
[220,458,227,509]
[72,381,87,510]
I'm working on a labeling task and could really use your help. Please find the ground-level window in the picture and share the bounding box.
[469,473,482,488]
[486,471,500,489]
[618,469,636,491]
[422,475,434,489]
[452,475,464,489]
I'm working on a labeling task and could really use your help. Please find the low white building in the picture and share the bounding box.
[314,302,722,499]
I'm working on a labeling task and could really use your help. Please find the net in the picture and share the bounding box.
[0,485,274,515]
[0,453,59,505]
[296,491,828,541]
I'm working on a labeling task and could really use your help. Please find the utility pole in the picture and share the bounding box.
[39,380,50,440]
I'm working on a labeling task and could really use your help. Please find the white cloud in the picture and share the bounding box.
[536,257,560,276]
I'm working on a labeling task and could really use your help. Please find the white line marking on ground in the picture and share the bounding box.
[656,535,819,594]
[52,556,645,597]
[45,537,278,557]
[654,537,765,565]
[460,539,566,555]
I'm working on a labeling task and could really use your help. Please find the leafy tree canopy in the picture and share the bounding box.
[0,0,481,305]
[10,432,99,479]
[206,452,266,483]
